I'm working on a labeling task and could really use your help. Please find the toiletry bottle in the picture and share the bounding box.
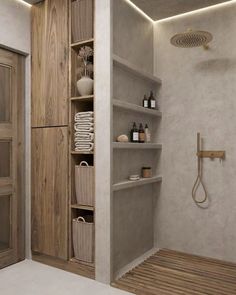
[143,95,148,108]
[131,122,139,143]
[139,123,145,143]
[145,124,151,142]
[148,91,156,109]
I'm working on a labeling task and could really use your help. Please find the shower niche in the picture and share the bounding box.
[112,0,163,279]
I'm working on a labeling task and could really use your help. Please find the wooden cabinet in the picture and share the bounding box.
[31,0,69,127]
[31,0,95,277]
[31,127,68,259]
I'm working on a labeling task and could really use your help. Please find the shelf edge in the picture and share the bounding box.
[113,142,162,149]
[113,176,162,191]
[113,99,162,117]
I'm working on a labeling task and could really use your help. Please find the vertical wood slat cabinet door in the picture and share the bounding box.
[0,48,25,268]
[31,0,69,127]
[31,127,68,259]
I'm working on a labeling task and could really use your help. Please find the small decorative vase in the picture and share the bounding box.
[76,76,93,96]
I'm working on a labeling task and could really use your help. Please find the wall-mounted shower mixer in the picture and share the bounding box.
[192,133,225,207]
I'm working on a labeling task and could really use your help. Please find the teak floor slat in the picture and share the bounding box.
[146,256,236,284]
[112,249,236,295]
[139,263,236,293]
[159,249,236,274]
[132,264,235,294]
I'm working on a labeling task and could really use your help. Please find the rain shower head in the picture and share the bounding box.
[170,29,213,49]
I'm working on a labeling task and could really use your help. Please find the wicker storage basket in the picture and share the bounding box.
[73,216,94,262]
[71,0,94,43]
[75,161,94,206]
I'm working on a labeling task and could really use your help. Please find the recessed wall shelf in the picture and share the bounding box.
[71,151,94,155]
[113,176,162,191]
[71,38,94,50]
[113,142,162,150]
[113,54,162,85]
[71,204,94,211]
[113,99,162,117]
[71,95,94,102]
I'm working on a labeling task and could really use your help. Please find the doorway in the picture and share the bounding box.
[0,47,25,268]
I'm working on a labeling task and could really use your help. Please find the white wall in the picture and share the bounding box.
[154,1,236,262]
[0,0,31,259]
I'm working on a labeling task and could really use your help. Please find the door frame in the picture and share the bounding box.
[0,47,25,268]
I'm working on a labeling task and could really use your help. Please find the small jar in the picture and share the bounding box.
[142,167,152,178]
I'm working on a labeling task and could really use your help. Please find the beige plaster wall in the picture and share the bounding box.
[154,1,236,262]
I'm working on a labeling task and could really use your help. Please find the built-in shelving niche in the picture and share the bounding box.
[112,54,162,182]
[112,52,162,278]
[69,0,95,273]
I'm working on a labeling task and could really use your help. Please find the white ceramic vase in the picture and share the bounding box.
[76,76,94,96]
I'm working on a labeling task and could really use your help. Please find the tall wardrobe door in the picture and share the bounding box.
[31,0,68,127]
[31,127,68,259]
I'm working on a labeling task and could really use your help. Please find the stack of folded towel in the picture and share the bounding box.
[74,111,94,153]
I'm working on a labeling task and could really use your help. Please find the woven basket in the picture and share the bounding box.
[71,0,94,43]
[73,216,94,262]
[75,161,94,206]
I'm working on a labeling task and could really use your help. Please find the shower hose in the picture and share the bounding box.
[192,155,208,205]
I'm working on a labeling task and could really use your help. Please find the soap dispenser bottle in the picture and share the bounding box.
[145,124,151,142]
[148,91,156,109]
[143,95,148,108]
[139,123,145,143]
[131,122,139,143]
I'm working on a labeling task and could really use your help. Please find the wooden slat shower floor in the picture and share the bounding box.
[112,249,236,295]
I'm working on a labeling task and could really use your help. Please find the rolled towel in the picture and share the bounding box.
[74,132,94,140]
[75,111,94,120]
[74,126,94,132]
[74,137,92,143]
[74,123,94,133]
[75,117,94,123]
[74,142,94,152]
[76,111,94,115]
[75,141,93,147]
[74,122,94,127]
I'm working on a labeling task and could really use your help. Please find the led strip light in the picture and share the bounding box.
[16,0,32,7]
[125,0,235,23]
[123,0,154,23]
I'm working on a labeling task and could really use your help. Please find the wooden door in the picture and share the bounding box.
[0,48,25,268]
[31,127,68,259]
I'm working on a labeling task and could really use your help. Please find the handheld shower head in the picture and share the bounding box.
[170,29,213,49]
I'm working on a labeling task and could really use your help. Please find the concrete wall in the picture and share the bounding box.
[154,1,236,262]
[0,0,31,259]
[95,0,113,284]
[113,0,154,73]
[113,0,158,278]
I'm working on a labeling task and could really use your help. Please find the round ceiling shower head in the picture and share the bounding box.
[170,30,213,49]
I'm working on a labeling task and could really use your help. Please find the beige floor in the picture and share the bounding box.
[0,260,131,295]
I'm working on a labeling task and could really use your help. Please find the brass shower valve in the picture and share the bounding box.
[197,151,225,159]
